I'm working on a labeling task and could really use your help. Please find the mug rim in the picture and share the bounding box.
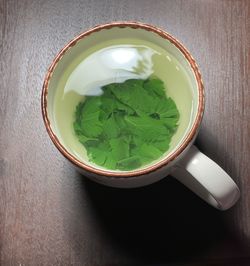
[41,21,204,178]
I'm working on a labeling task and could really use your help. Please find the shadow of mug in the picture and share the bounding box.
[82,175,226,263]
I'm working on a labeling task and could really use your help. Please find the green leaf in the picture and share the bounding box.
[79,97,103,138]
[109,79,153,113]
[88,147,107,165]
[73,121,83,136]
[117,156,141,170]
[75,101,85,121]
[100,86,135,120]
[102,113,121,138]
[156,98,180,118]
[73,77,180,171]
[152,138,170,152]
[143,78,166,97]
[88,141,111,166]
[133,143,163,160]
[109,137,130,161]
[78,134,97,144]
[103,154,117,170]
[125,114,168,142]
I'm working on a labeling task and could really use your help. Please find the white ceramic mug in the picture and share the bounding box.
[42,22,240,210]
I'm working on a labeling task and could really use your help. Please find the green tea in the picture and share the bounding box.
[73,78,179,170]
[54,38,193,171]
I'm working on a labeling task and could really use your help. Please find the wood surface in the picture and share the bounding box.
[0,0,250,265]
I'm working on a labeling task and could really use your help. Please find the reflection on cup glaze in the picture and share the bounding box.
[64,45,158,96]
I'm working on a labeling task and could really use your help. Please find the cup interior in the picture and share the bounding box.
[43,22,203,175]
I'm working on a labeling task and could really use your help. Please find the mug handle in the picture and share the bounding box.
[171,145,240,210]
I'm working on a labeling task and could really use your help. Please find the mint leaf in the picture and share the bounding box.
[143,78,166,97]
[109,137,130,161]
[102,114,120,138]
[152,138,170,152]
[132,143,163,161]
[103,155,117,170]
[73,77,180,171]
[125,115,167,142]
[117,156,141,170]
[79,97,103,138]
[88,146,107,165]
[78,135,97,144]
[109,79,153,113]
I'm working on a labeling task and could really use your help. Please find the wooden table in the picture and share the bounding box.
[1,0,249,265]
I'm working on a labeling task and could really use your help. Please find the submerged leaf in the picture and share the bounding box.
[73,77,180,171]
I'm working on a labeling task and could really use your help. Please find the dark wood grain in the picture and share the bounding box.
[0,0,250,265]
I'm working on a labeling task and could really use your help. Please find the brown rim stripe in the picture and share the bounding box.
[41,21,204,178]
